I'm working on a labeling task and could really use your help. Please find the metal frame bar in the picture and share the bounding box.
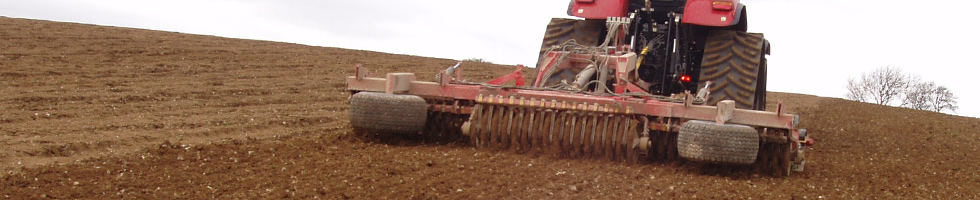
[347,69,798,130]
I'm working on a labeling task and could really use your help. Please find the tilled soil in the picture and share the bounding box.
[2,17,979,199]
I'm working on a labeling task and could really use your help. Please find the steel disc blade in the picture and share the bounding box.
[528,109,537,150]
[503,106,514,148]
[600,115,611,159]
[567,113,577,156]
[485,105,498,147]
[520,108,532,150]
[589,114,600,158]
[512,108,523,149]
[492,105,505,147]
[556,111,567,154]
[469,105,483,147]
[618,116,631,161]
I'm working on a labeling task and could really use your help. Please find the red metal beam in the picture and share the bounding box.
[486,65,526,86]
[347,74,797,129]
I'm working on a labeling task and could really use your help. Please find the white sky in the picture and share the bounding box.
[1,0,977,118]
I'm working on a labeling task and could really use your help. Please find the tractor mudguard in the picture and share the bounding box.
[569,0,629,19]
[681,0,745,27]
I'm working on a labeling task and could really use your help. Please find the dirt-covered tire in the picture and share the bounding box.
[350,92,427,134]
[677,120,759,165]
[698,30,768,110]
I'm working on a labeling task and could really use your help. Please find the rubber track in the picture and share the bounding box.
[677,120,759,165]
[698,30,767,110]
[349,92,427,134]
[538,18,603,57]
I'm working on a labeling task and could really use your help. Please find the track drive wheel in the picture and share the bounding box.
[350,92,427,134]
[698,30,769,110]
[677,120,759,165]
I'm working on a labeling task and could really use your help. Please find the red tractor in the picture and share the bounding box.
[347,0,812,176]
[538,0,768,110]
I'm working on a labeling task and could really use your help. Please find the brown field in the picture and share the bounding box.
[2,17,979,199]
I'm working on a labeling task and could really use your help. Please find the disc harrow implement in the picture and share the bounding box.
[347,60,813,176]
[463,100,643,162]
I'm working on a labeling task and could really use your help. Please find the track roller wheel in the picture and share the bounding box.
[350,92,427,134]
[677,120,759,165]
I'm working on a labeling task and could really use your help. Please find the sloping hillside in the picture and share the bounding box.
[1,17,978,199]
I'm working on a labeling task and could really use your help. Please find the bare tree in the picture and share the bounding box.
[846,78,870,103]
[846,66,909,105]
[849,67,960,113]
[901,81,936,110]
[930,86,958,112]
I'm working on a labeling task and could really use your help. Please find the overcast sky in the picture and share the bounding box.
[2,0,977,118]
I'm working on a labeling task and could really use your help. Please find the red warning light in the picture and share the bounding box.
[680,75,692,82]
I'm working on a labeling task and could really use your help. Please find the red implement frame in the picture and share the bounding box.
[348,67,798,131]
[348,45,811,147]
[487,65,526,86]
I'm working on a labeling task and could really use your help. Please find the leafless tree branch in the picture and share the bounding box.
[846,66,908,105]
[901,81,935,110]
[848,66,958,113]
[930,86,958,112]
